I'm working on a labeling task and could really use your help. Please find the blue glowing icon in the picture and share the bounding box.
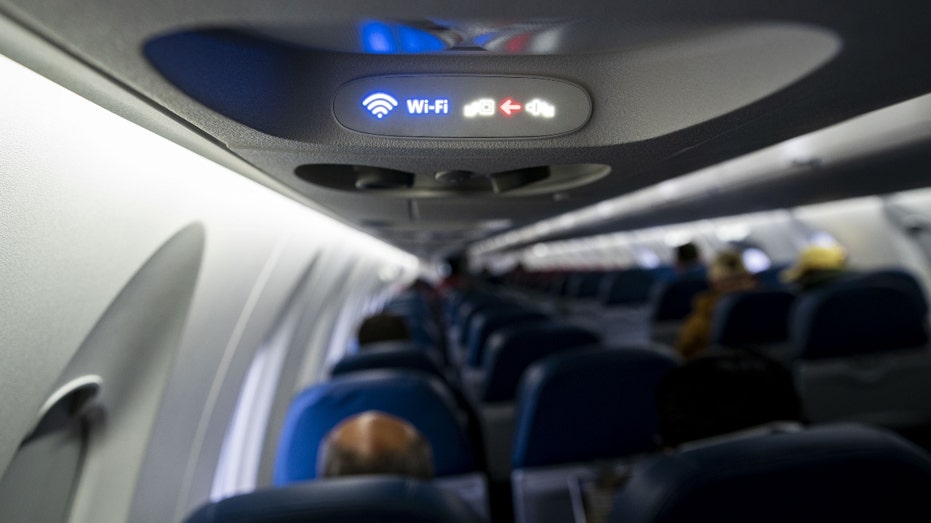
[362,93,399,119]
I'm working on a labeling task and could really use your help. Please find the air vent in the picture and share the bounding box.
[295,163,610,198]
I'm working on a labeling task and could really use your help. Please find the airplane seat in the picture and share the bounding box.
[328,346,480,456]
[352,339,447,370]
[479,322,602,403]
[791,282,931,429]
[454,295,509,338]
[465,308,548,368]
[595,268,672,346]
[567,271,607,300]
[273,370,489,517]
[606,423,931,523]
[649,277,709,346]
[511,348,679,523]
[710,289,797,363]
[184,476,484,523]
[459,303,528,361]
[546,273,571,296]
[600,268,662,307]
[472,321,601,482]
[855,267,929,315]
[330,347,446,381]
[562,271,611,318]
[753,263,791,289]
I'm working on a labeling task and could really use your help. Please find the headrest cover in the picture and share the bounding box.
[185,476,483,523]
[513,348,678,468]
[608,424,931,523]
[273,370,474,484]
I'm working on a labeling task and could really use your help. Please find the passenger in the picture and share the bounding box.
[674,242,703,273]
[675,251,756,359]
[438,254,474,296]
[655,351,803,449]
[357,312,411,346]
[317,410,434,480]
[781,244,849,291]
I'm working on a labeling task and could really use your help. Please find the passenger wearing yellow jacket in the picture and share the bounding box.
[676,251,757,359]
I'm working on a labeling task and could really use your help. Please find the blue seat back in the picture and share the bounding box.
[273,371,475,484]
[753,264,790,289]
[466,309,547,367]
[331,348,444,380]
[791,282,929,360]
[456,296,508,337]
[600,269,658,306]
[650,277,709,321]
[567,272,607,299]
[608,424,931,523]
[513,348,679,468]
[481,322,600,402]
[185,476,483,523]
[856,268,929,315]
[712,290,796,346]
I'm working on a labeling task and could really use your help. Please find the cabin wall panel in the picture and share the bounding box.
[0,53,417,523]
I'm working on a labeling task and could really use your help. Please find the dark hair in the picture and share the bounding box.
[656,351,802,447]
[357,313,411,346]
[675,242,701,266]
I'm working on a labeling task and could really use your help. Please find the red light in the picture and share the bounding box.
[499,98,522,116]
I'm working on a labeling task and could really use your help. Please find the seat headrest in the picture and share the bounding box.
[466,309,547,367]
[791,282,929,360]
[273,370,475,484]
[513,348,679,468]
[460,302,525,345]
[600,268,667,306]
[481,322,600,402]
[608,424,931,523]
[857,268,929,314]
[712,290,796,346]
[330,348,444,380]
[185,476,483,523]
[651,277,709,321]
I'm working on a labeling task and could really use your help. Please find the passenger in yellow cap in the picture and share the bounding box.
[782,244,848,291]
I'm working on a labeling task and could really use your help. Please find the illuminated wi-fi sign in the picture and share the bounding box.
[337,76,591,137]
[361,93,399,119]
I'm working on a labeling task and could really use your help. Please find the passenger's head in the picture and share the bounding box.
[656,351,803,448]
[708,250,755,293]
[317,411,434,480]
[674,242,701,270]
[357,313,411,346]
[782,244,848,290]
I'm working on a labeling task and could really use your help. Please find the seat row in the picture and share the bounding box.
[187,269,931,522]
[187,423,931,523]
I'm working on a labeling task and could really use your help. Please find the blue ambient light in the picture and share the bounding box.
[360,21,446,54]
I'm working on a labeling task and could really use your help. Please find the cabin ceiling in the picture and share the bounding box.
[2,0,931,259]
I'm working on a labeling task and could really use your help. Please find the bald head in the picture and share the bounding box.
[318,411,434,480]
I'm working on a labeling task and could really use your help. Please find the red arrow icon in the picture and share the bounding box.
[499,98,522,116]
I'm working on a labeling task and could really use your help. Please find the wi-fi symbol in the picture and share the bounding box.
[362,93,399,119]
